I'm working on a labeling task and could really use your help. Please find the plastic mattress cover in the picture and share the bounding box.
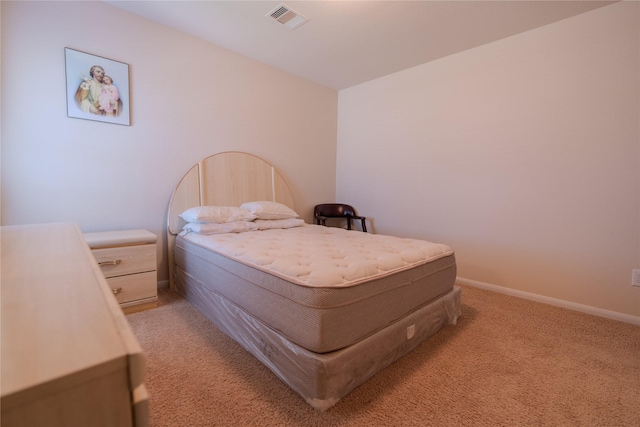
[176,269,461,411]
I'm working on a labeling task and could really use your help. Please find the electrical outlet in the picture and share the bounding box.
[633,269,640,287]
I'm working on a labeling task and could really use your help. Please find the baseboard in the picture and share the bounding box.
[456,277,640,326]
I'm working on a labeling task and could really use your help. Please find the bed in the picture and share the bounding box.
[167,151,461,410]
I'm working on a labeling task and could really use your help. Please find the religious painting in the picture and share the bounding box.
[65,48,130,125]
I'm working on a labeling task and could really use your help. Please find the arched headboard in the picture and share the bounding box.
[167,151,295,288]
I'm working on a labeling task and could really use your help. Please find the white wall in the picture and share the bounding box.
[1,1,338,283]
[337,2,640,318]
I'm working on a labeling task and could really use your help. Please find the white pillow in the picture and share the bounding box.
[180,206,256,224]
[240,201,298,220]
[182,221,258,234]
[254,218,305,230]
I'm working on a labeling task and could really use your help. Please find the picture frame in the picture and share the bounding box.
[65,48,130,126]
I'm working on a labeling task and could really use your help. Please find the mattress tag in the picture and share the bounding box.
[406,324,416,340]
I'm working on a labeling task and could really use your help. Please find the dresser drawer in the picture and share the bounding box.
[107,271,157,304]
[93,245,155,278]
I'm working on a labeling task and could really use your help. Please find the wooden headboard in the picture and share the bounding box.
[166,151,295,288]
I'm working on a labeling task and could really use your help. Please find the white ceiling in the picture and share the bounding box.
[105,1,616,90]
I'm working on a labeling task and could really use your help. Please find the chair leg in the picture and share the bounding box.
[360,219,367,232]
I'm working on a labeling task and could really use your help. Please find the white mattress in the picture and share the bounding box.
[175,224,457,353]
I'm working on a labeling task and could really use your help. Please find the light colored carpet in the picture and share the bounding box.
[127,284,640,426]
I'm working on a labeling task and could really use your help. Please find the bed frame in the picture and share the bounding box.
[167,151,295,289]
[166,152,460,410]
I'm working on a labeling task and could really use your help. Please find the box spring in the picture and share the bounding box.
[175,268,461,410]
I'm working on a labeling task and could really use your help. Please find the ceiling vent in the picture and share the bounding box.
[266,3,309,30]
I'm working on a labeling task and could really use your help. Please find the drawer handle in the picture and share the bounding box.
[99,259,122,266]
[112,287,123,296]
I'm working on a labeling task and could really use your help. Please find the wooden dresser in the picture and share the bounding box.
[84,229,158,314]
[1,222,148,427]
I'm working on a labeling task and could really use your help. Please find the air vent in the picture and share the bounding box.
[266,3,309,30]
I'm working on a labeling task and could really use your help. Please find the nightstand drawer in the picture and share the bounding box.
[93,245,155,278]
[107,271,157,304]
[85,229,158,314]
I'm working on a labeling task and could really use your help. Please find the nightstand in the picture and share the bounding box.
[84,229,158,314]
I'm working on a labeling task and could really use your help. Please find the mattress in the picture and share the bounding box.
[175,224,456,353]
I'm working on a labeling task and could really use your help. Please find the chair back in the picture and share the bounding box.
[314,203,367,232]
[314,203,357,218]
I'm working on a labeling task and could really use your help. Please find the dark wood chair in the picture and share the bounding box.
[314,203,367,232]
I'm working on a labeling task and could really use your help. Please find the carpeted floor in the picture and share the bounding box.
[126,284,640,426]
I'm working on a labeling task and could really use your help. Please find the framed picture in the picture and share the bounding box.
[65,48,130,126]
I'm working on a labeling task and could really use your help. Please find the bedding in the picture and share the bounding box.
[180,205,256,223]
[182,221,258,234]
[254,218,305,230]
[181,218,305,234]
[240,200,299,219]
